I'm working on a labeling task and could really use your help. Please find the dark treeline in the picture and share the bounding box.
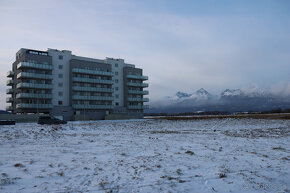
[145,108,290,117]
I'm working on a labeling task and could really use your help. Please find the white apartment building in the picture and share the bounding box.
[6,48,149,120]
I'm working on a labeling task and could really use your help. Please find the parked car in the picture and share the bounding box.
[38,116,67,125]
[0,120,15,125]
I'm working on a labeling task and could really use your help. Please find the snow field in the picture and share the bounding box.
[0,119,289,193]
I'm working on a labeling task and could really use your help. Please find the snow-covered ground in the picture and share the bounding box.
[0,119,289,193]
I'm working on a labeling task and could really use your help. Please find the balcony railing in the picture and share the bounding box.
[72,95,113,101]
[127,98,149,102]
[6,97,13,103]
[128,90,149,95]
[127,105,149,109]
[126,75,148,80]
[72,68,113,76]
[6,88,14,94]
[6,106,13,111]
[6,80,14,86]
[72,104,114,109]
[72,77,113,84]
[72,86,113,93]
[7,71,14,77]
[17,72,53,79]
[16,83,53,89]
[17,62,53,70]
[16,93,52,99]
[127,82,149,87]
[16,103,53,109]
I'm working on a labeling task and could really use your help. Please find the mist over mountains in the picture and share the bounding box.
[147,87,290,114]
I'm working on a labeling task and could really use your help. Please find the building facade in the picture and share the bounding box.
[6,48,149,120]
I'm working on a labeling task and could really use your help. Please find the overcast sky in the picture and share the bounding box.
[0,0,290,109]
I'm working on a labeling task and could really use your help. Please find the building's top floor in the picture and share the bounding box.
[16,48,136,68]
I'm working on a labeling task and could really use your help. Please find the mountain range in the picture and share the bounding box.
[147,88,290,113]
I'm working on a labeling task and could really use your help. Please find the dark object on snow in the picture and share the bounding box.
[38,116,67,125]
[0,120,15,125]
[0,110,11,114]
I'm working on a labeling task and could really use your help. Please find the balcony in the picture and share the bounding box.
[6,80,14,86]
[17,62,53,70]
[127,105,149,110]
[72,77,113,84]
[16,93,52,99]
[17,83,53,89]
[72,68,113,76]
[6,88,14,94]
[72,104,114,109]
[127,82,149,87]
[16,103,53,109]
[128,90,149,95]
[6,106,13,111]
[17,72,53,79]
[72,95,113,101]
[126,75,148,80]
[6,97,13,103]
[72,86,113,93]
[7,71,14,77]
[127,98,149,102]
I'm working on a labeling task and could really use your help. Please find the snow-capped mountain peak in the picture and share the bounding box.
[221,89,243,97]
[241,86,269,97]
[175,91,191,99]
[195,88,210,96]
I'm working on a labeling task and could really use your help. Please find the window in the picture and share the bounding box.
[58,101,63,105]
[115,94,119,98]
[115,87,119,91]
[115,79,118,83]
[115,63,118,67]
[59,65,63,69]
[58,74,63,78]
[58,82,63,87]
[58,92,63,96]
[59,55,63,60]
[115,71,118,75]
[115,102,119,106]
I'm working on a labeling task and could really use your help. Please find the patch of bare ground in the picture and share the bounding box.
[223,127,290,138]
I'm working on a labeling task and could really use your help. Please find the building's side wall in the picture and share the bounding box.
[48,49,72,107]
[123,67,143,108]
[11,49,53,114]
[105,58,127,107]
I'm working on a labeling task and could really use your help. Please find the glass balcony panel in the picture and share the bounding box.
[16,93,52,99]
[6,80,14,86]
[72,77,113,84]
[16,104,53,109]
[127,82,149,87]
[72,95,113,101]
[127,105,149,109]
[128,90,149,95]
[72,86,113,93]
[126,75,148,80]
[72,68,113,76]
[6,97,13,102]
[17,72,53,79]
[6,106,13,111]
[17,62,53,70]
[7,71,14,77]
[72,104,114,109]
[127,98,149,102]
[16,83,53,89]
[6,88,14,94]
